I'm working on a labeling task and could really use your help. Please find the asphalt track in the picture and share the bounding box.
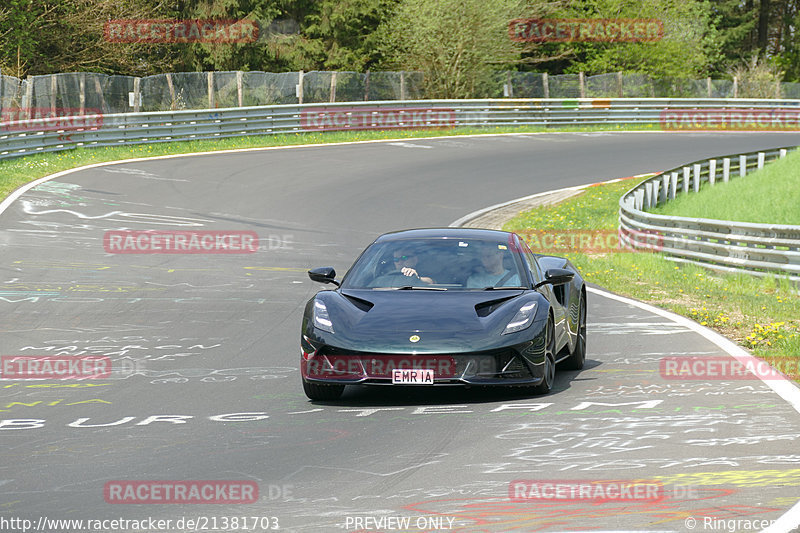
[2,132,800,533]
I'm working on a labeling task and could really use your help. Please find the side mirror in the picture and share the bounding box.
[308,266,340,286]
[534,268,574,288]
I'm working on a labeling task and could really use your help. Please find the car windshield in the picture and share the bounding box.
[341,238,527,290]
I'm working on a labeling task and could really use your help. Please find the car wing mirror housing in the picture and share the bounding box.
[534,268,574,288]
[308,266,340,286]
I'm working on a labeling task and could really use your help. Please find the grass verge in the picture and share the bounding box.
[651,148,800,225]
[503,177,800,379]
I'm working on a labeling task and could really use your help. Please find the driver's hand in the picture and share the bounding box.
[401,267,418,277]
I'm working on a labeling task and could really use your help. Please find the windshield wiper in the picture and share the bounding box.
[393,285,448,291]
[482,286,527,290]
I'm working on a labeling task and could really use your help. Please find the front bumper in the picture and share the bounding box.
[300,338,547,386]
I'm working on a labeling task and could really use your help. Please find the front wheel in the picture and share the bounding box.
[302,379,345,401]
[532,317,556,395]
[562,293,586,370]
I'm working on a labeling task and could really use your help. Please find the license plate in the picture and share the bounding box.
[392,368,434,385]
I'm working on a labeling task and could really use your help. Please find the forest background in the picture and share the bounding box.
[0,0,796,98]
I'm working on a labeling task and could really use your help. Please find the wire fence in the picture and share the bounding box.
[2,70,800,116]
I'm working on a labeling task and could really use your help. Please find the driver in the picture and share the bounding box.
[391,248,434,284]
[369,246,434,287]
[466,243,520,288]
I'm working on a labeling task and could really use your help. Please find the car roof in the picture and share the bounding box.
[373,227,516,243]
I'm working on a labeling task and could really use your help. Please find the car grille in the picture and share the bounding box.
[313,347,531,380]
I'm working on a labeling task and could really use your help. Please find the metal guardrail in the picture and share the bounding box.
[619,146,800,281]
[2,98,800,162]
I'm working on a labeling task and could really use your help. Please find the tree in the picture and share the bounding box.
[536,0,722,79]
[179,0,396,72]
[174,0,281,71]
[378,0,541,98]
[0,0,184,76]
[730,54,784,96]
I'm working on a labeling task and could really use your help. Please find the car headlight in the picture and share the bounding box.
[502,301,537,335]
[312,299,334,333]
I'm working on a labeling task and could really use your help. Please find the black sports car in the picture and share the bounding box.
[300,228,586,400]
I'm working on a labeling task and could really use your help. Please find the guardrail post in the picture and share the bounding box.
[693,163,701,192]
[660,174,669,203]
[723,158,730,182]
[683,167,690,193]
[634,189,644,210]
[780,148,787,158]
[644,181,653,208]
[757,152,765,169]
[670,171,678,200]
[739,155,747,177]
[708,159,716,185]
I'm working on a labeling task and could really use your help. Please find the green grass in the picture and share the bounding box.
[651,148,800,225]
[0,123,660,201]
[504,178,800,376]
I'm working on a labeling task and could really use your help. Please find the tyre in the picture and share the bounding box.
[562,292,586,370]
[302,379,345,401]
[532,317,556,395]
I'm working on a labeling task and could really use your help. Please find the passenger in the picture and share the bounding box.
[466,243,520,288]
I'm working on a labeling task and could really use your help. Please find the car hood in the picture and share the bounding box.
[310,288,541,353]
